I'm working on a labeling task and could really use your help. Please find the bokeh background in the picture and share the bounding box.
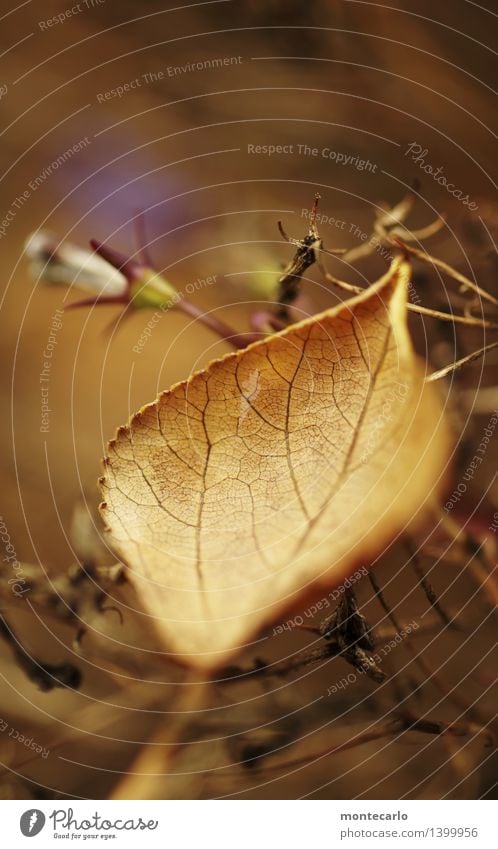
[0,0,496,800]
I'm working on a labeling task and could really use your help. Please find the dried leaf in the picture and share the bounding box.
[100,258,450,669]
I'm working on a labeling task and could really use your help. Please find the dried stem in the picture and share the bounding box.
[404,537,457,628]
[217,715,492,777]
[220,586,385,686]
[436,508,498,610]
[392,239,498,308]
[426,340,498,382]
[1,679,163,778]
[408,303,498,330]
[323,269,498,330]
[218,644,340,684]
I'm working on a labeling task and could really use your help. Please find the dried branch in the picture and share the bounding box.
[392,239,498,308]
[219,588,385,685]
[368,572,493,729]
[323,269,498,330]
[110,676,211,800]
[0,616,81,692]
[217,714,492,777]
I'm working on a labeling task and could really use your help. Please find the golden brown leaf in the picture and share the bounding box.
[100,258,450,669]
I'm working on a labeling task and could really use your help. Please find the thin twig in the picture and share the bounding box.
[133,209,153,267]
[368,572,489,726]
[0,679,164,778]
[436,508,498,610]
[111,675,211,799]
[392,239,498,308]
[341,188,443,264]
[390,217,446,242]
[0,616,81,692]
[426,340,498,382]
[215,715,492,777]
[404,537,457,628]
[323,270,498,329]
[218,645,340,684]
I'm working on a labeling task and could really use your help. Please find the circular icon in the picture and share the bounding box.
[20,810,46,837]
